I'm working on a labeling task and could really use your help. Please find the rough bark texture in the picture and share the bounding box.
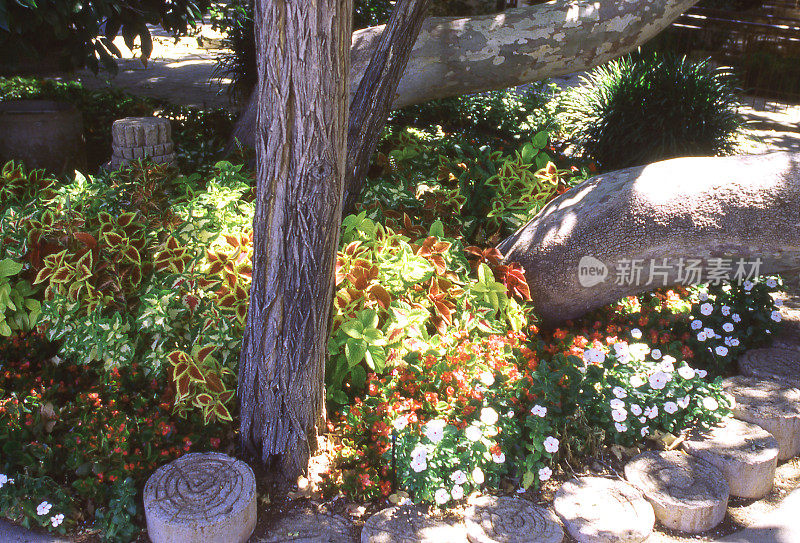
[238,0,351,479]
[230,0,700,150]
[343,0,431,214]
[497,152,800,324]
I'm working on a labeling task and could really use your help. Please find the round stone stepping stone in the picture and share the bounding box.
[463,496,563,543]
[738,347,800,387]
[143,452,257,543]
[361,504,468,543]
[624,451,729,534]
[682,417,779,499]
[553,477,654,543]
[722,376,800,461]
[258,508,353,543]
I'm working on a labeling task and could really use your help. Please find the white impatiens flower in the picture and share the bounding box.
[703,327,716,339]
[743,280,754,291]
[610,399,626,410]
[37,501,52,516]
[492,452,506,464]
[0,474,7,489]
[697,369,708,378]
[771,311,783,323]
[691,319,703,330]
[678,396,691,409]
[721,305,731,316]
[639,416,647,423]
[472,467,485,484]
[615,422,628,433]
[410,456,428,473]
[465,425,482,442]
[678,365,696,380]
[450,485,464,500]
[732,313,741,323]
[612,409,628,422]
[715,346,729,357]
[50,514,64,528]
[659,360,675,373]
[664,401,678,414]
[539,466,553,481]
[700,303,714,316]
[630,328,642,339]
[648,371,671,390]
[722,322,734,333]
[696,331,707,342]
[612,386,627,399]
[583,348,605,364]
[479,371,495,387]
[698,292,709,301]
[775,298,784,307]
[629,343,650,360]
[530,404,547,417]
[730,338,740,347]
[767,278,778,288]
[641,426,650,437]
[435,488,450,505]
[703,397,719,411]
[451,470,468,485]
[630,404,643,416]
[650,348,662,360]
[424,419,447,444]
[630,375,645,388]
[613,342,633,363]
[480,407,499,426]
[393,416,409,431]
[544,436,560,453]
[644,406,659,419]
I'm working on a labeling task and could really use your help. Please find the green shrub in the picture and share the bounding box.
[558,54,743,171]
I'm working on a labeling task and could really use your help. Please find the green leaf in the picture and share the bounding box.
[345,338,367,368]
[350,365,367,390]
[523,470,535,489]
[532,131,549,149]
[0,259,23,278]
[367,346,386,373]
[521,143,535,163]
[331,390,349,404]
[429,220,445,238]
[340,320,364,339]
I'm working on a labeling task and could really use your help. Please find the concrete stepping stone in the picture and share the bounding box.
[624,451,729,534]
[463,496,563,543]
[143,452,257,543]
[258,509,353,543]
[722,376,800,461]
[361,504,468,543]
[737,347,800,387]
[552,476,654,543]
[682,417,779,499]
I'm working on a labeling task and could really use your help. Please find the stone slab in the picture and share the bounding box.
[738,347,800,387]
[257,509,354,543]
[683,417,779,499]
[112,116,171,148]
[624,451,729,534]
[463,496,563,543]
[143,452,257,543]
[361,505,468,543]
[553,476,654,543]
[723,376,800,460]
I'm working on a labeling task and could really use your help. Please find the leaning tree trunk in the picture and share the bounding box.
[238,0,352,480]
[230,0,701,152]
[343,0,432,214]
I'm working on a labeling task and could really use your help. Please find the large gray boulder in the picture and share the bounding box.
[498,152,800,324]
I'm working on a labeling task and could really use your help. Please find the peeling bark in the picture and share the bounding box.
[238,0,351,480]
[230,0,700,150]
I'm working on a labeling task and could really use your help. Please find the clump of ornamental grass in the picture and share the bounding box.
[558,53,743,171]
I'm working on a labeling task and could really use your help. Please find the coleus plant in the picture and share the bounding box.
[168,345,236,424]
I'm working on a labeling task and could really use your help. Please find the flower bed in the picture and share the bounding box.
[0,118,785,541]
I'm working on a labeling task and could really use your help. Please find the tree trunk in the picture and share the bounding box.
[238,0,352,480]
[229,0,701,151]
[343,0,432,214]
